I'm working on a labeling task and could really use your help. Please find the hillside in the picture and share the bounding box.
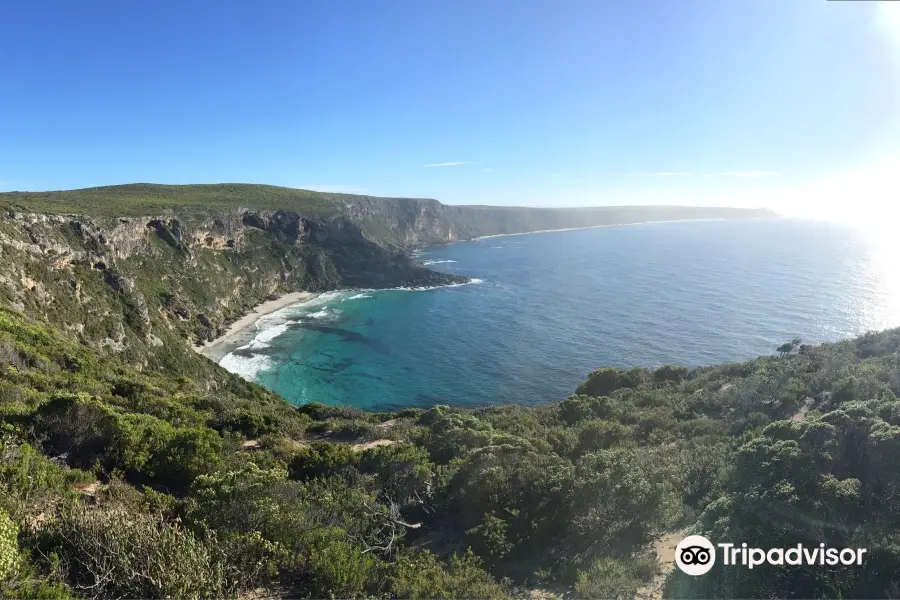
[0,193,465,373]
[11,183,895,599]
[0,183,776,246]
[2,303,900,598]
[0,184,773,372]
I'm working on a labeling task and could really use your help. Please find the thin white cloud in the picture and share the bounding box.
[714,171,780,178]
[626,172,692,177]
[424,161,473,167]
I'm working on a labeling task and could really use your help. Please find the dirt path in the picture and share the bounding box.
[791,396,814,422]
[73,481,104,497]
[351,439,395,452]
[635,530,686,600]
[528,586,569,600]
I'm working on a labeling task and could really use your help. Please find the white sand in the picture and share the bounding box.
[193,291,316,357]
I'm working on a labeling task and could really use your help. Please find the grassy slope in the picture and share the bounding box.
[0,184,347,219]
[0,184,776,237]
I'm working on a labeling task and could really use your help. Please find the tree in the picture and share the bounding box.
[777,338,802,358]
[653,364,689,385]
[576,367,648,397]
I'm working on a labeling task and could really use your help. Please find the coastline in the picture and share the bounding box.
[202,216,778,369]
[409,216,779,254]
[193,291,317,358]
[469,216,776,241]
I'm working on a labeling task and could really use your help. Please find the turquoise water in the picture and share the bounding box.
[218,218,900,411]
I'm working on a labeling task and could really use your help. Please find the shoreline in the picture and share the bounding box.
[470,216,777,241]
[203,217,777,363]
[410,216,780,254]
[193,291,317,358]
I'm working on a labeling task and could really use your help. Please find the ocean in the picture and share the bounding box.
[216,218,900,411]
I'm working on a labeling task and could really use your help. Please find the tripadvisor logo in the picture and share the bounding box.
[675,535,716,576]
[675,535,868,576]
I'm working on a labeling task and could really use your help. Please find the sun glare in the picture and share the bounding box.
[878,3,900,50]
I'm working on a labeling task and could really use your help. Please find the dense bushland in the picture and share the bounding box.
[3,302,900,598]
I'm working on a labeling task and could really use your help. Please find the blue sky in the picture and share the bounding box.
[2,0,899,213]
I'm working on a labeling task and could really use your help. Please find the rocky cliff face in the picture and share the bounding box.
[335,197,460,246]
[0,183,777,250]
[0,207,464,367]
[0,184,775,369]
[335,198,777,248]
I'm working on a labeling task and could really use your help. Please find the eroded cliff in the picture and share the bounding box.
[0,207,464,371]
[0,184,774,369]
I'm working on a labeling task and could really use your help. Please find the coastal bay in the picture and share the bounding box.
[194,290,318,360]
[213,218,900,410]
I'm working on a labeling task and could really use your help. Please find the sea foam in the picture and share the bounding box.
[392,278,483,291]
[248,323,290,347]
[217,280,482,381]
[216,293,346,381]
[342,293,373,301]
[219,346,274,381]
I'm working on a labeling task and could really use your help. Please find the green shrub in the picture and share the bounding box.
[289,442,358,480]
[576,367,648,397]
[573,555,656,600]
[653,364,689,385]
[0,438,92,520]
[39,503,230,599]
[574,419,631,456]
[148,426,224,491]
[358,443,433,504]
[294,527,375,598]
[465,514,513,566]
[557,395,620,425]
[389,549,509,599]
[0,507,19,581]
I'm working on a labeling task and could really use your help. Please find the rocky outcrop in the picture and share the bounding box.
[0,184,774,361]
[0,207,466,359]
[337,197,459,246]
[335,197,777,248]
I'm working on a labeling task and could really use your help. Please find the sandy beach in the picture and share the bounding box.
[193,291,317,358]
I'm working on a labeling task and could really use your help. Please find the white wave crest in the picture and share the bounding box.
[290,291,343,309]
[217,318,295,381]
[308,309,329,318]
[422,259,458,265]
[342,293,373,302]
[248,323,290,348]
[219,351,273,381]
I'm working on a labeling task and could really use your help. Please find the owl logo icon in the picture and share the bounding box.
[675,535,716,576]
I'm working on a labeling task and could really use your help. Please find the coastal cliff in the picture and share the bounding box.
[0,202,463,375]
[0,183,772,377]
[343,199,776,246]
[1,183,776,247]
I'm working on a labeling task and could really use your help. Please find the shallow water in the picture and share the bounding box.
[217,218,900,410]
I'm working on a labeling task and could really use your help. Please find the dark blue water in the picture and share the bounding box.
[218,219,900,410]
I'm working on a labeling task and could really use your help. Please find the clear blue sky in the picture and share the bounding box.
[2,0,899,211]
